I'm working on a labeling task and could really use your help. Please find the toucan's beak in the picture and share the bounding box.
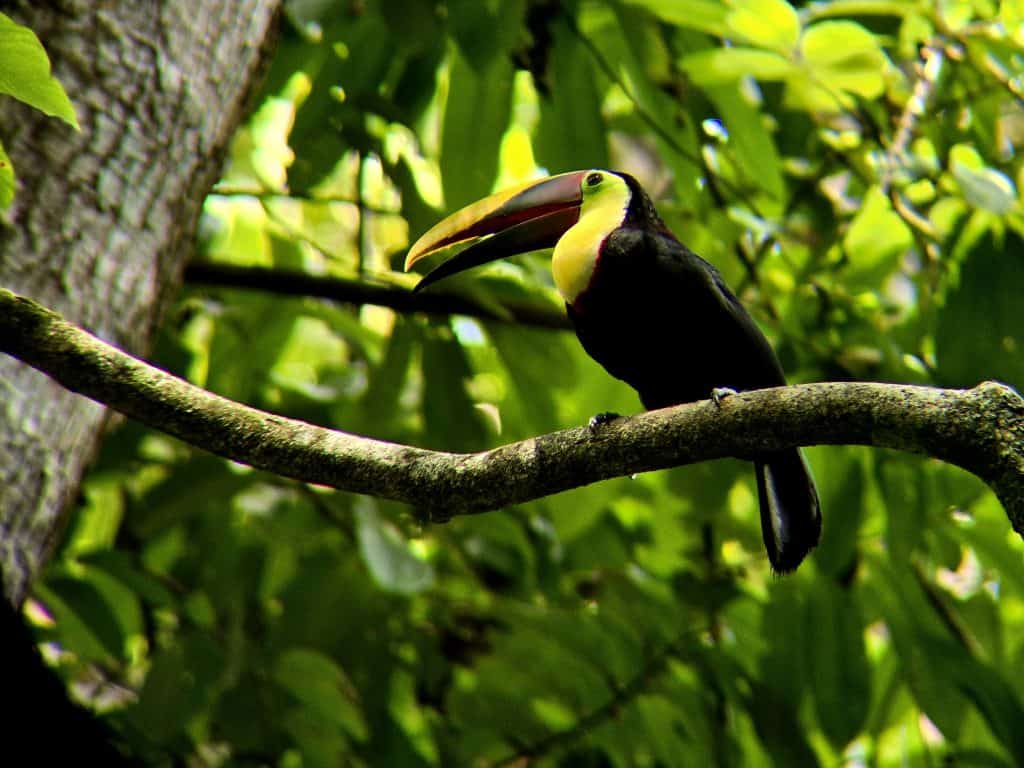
[404,171,587,292]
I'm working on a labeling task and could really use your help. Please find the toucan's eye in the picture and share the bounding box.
[585,172,603,188]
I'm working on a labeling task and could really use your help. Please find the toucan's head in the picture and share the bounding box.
[404,169,661,303]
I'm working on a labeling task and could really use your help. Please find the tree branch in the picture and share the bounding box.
[183,262,572,330]
[2,286,1023,534]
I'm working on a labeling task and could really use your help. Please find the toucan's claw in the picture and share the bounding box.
[711,387,738,407]
[588,411,621,432]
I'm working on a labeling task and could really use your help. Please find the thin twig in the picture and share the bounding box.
[883,43,944,194]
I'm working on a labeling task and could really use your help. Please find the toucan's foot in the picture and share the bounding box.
[588,411,621,432]
[711,387,738,407]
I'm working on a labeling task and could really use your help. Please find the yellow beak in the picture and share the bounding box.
[404,171,587,292]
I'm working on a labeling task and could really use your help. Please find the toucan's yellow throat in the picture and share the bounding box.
[552,171,631,303]
[405,169,632,303]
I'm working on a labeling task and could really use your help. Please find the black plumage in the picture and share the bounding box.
[408,168,822,572]
[567,174,821,572]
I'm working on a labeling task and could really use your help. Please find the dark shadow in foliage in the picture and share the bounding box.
[1,574,134,765]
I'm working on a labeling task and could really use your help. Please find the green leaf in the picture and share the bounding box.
[0,139,13,209]
[354,316,416,436]
[800,21,887,95]
[129,454,251,538]
[441,47,514,210]
[805,580,871,747]
[80,550,178,609]
[843,186,913,288]
[38,576,127,660]
[870,564,970,736]
[446,0,525,69]
[952,162,1017,215]
[563,512,634,571]
[419,323,489,451]
[535,20,609,173]
[620,0,729,35]
[611,8,705,209]
[1003,0,1024,43]
[807,0,923,18]
[726,0,801,52]
[455,513,535,592]
[636,695,694,765]
[0,13,78,128]
[788,21,888,111]
[380,0,443,52]
[922,634,1024,763]
[131,645,193,742]
[273,647,368,741]
[959,494,1024,596]
[758,580,808,706]
[875,455,929,564]
[487,323,578,434]
[681,47,794,86]
[746,680,821,767]
[517,608,644,688]
[281,8,395,190]
[936,231,1024,391]
[703,81,785,203]
[355,498,435,595]
[131,632,224,743]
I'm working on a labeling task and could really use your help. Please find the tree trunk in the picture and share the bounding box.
[0,0,281,602]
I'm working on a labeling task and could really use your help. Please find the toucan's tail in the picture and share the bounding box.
[754,449,822,573]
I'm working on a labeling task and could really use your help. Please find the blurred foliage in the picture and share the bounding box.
[28,0,1024,765]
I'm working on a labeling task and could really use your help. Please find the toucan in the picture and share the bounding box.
[405,169,821,573]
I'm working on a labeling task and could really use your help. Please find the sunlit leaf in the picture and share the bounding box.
[788,21,889,111]
[1002,0,1024,44]
[726,0,801,51]
[0,13,78,127]
[807,0,923,18]
[681,47,794,86]
[620,0,730,34]
[843,186,912,287]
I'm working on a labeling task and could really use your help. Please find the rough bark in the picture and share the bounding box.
[0,0,281,602]
[3,285,1024,539]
